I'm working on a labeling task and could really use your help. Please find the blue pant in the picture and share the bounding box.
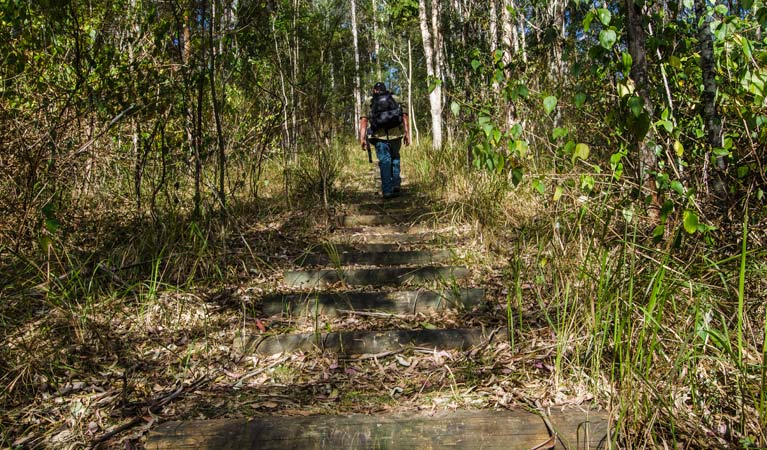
[374,139,401,196]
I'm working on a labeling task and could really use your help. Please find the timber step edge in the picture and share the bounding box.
[294,249,452,267]
[259,288,485,317]
[234,327,497,356]
[145,408,610,450]
[283,266,470,288]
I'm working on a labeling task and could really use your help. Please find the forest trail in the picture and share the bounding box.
[145,170,608,449]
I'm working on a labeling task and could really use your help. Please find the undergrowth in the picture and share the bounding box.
[409,141,767,448]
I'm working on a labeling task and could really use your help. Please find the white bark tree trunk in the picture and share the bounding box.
[419,0,443,150]
[372,0,381,81]
[489,0,498,52]
[351,0,362,137]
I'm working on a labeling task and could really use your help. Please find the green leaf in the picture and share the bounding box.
[471,59,481,71]
[552,127,569,140]
[516,84,529,99]
[428,77,442,93]
[583,12,595,33]
[683,210,700,234]
[45,218,61,234]
[674,140,684,157]
[572,143,590,164]
[492,129,502,145]
[597,9,612,26]
[543,96,557,115]
[450,101,460,116]
[532,179,545,195]
[628,96,644,117]
[580,175,595,193]
[510,123,523,139]
[553,186,563,202]
[599,29,617,50]
[683,0,693,9]
[38,236,53,253]
[737,165,750,179]
[511,167,524,186]
[622,52,633,72]
[622,207,634,223]
[574,92,586,108]
[670,180,685,195]
[514,140,529,158]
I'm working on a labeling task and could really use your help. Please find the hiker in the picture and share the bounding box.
[359,82,410,199]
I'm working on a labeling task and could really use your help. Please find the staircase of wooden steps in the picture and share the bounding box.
[146,183,609,449]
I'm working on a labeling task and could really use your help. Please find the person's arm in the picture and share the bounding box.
[359,117,369,149]
[402,113,410,146]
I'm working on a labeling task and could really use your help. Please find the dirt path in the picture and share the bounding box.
[146,178,608,449]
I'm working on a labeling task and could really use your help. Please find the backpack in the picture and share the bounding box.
[369,92,403,133]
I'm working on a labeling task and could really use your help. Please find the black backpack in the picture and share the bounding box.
[369,92,403,133]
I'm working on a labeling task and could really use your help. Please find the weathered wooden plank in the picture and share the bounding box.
[259,288,484,317]
[341,231,440,245]
[340,214,400,227]
[146,408,609,450]
[234,327,493,355]
[316,243,404,253]
[295,249,452,267]
[283,266,469,288]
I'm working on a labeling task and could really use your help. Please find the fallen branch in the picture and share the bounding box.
[91,375,208,449]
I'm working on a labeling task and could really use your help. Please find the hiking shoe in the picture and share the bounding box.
[382,192,394,199]
[393,187,401,197]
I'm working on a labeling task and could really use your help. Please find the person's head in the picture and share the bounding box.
[372,82,387,95]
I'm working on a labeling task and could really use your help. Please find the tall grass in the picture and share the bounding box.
[413,142,767,448]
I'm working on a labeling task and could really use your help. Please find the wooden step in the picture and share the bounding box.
[235,327,494,356]
[284,266,469,288]
[317,243,407,253]
[341,231,440,245]
[340,214,400,227]
[295,249,452,267]
[146,408,610,450]
[259,288,484,317]
[353,202,427,215]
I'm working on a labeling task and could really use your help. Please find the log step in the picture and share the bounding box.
[146,409,610,450]
[316,243,408,253]
[340,214,399,227]
[341,231,439,244]
[235,327,494,356]
[259,288,484,317]
[283,266,469,288]
[295,250,452,267]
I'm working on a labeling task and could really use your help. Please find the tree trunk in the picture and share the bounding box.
[695,0,727,202]
[419,0,443,150]
[408,39,419,145]
[210,0,226,209]
[372,0,382,81]
[351,0,362,137]
[489,0,498,53]
[625,0,659,219]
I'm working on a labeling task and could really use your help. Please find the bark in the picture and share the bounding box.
[372,0,382,80]
[489,0,498,52]
[210,0,226,208]
[695,0,727,202]
[351,0,362,137]
[502,0,517,62]
[626,0,659,218]
[419,0,443,150]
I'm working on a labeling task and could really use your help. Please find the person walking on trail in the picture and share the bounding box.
[359,82,410,199]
